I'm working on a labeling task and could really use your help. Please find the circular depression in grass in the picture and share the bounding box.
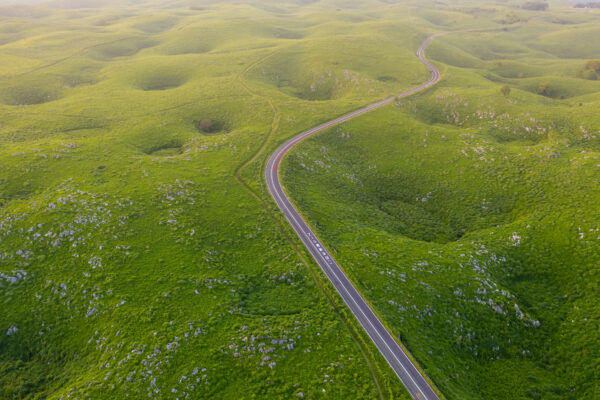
[1,84,61,106]
[133,16,179,34]
[193,118,228,135]
[161,41,212,55]
[142,138,184,156]
[134,69,188,91]
[88,37,157,60]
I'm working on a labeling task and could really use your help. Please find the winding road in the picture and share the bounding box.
[265,34,443,400]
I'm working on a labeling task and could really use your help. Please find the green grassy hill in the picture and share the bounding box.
[1,0,599,399]
[282,3,600,399]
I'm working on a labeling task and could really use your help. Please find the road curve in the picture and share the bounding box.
[265,35,443,400]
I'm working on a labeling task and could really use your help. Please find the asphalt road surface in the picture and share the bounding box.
[265,35,443,400]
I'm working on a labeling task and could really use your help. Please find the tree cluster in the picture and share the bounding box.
[574,2,600,8]
[576,60,600,81]
[521,1,549,10]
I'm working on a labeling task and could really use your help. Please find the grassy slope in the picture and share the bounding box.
[281,2,600,400]
[0,1,434,399]
[2,0,599,399]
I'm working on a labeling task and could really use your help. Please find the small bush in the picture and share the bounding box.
[197,119,214,133]
[537,82,551,96]
[582,69,598,80]
[584,60,600,72]
[193,118,227,135]
[576,60,600,80]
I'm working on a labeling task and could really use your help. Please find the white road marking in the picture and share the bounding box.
[263,33,463,400]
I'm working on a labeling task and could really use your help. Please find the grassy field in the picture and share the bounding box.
[282,2,600,399]
[1,0,599,399]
